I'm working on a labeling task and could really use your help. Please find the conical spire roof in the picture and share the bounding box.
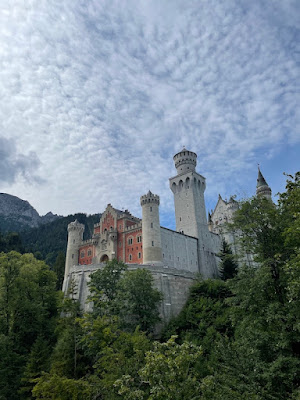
[256,167,272,200]
[256,167,268,188]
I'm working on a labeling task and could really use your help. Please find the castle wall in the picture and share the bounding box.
[65,263,195,323]
[124,228,143,263]
[78,243,95,265]
[160,227,199,273]
[210,232,221,254]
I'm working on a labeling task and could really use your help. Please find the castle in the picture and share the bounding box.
[63,148,272,320]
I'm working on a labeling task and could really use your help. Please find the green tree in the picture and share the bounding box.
[0,232,24,253]
[78,314,151,399]
[115,268,163,333]
[20,335,52,398]
[0,252,58,399]
[115,336,203,400]
[88,259,127,316]
[52,251,65,290]
[88,261,162,333]
[49,284,89,380]
[162,279,233,379]
[217,239,238,280]
[212,172,300,399]
[32,373,92,400]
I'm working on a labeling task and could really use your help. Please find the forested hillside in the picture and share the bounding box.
[0,173,299,399]
[20,213,101,265]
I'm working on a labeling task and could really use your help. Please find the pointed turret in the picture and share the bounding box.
[256,167,272,201]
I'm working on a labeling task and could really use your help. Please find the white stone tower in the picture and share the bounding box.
[140,191,163,265]
[62,220,85,292]
[169,148,218,278]
[256,167,272,201]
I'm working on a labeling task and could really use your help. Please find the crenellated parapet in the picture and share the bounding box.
[68,219,85,233]
[173,147,197,174]
[140,191,160,206]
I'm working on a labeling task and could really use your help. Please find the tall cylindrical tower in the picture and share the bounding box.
[140,191,163,265]
[62,219,85,292]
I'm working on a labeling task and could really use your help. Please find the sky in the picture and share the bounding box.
[0,0,299,230]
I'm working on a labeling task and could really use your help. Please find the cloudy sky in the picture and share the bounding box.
[0,0,299,229]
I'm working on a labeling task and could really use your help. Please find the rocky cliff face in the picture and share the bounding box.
[0,193,60,232]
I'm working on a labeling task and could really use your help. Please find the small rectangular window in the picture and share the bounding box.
[150,207,152,212]
[152,241,154,246]
[138,252,141,259]
[151,223,153,228]
[129,254,132,261]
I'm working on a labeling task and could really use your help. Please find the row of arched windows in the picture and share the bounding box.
[171,177,205,193]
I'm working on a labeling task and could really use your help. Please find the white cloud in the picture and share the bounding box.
[0,0,298,226]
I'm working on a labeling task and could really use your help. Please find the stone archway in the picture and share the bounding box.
[100,254,109,263]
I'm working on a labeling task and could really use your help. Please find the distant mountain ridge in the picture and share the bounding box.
[0,193,61,233]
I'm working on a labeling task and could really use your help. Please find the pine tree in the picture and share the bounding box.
[218,238,238,280]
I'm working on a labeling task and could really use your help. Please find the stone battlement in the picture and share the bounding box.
[140,191,160,206]
[68,220,85,232]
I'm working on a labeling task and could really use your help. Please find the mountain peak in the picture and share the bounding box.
[0,193,60,232]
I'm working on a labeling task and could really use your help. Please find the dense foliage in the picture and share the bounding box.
[0,252,59,399]
[0,231,24,253]
[217,238,238,280]
[0,172,298,399]
[0,215,33,234]
[88,260,163,332]
[20,213,101,265]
